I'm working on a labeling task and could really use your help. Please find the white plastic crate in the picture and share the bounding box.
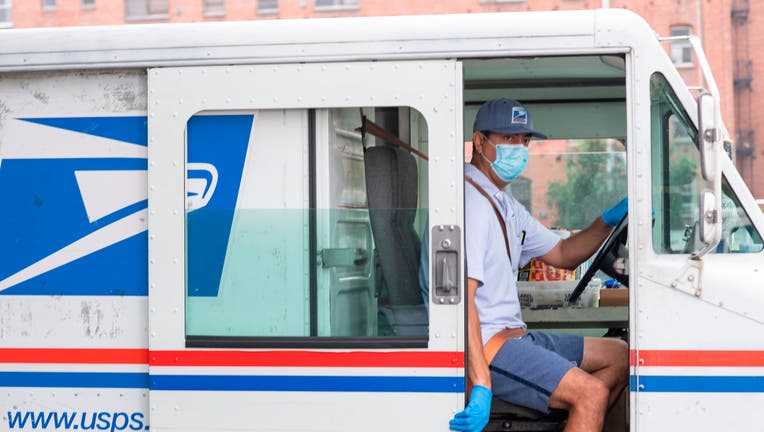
[518,279,601,309]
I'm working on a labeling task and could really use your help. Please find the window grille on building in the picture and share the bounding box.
[125,0,169,19]
[204,0,224,16]
[42,0,56,9]
[0,0,11,27]
[82,0,95,7]
[258,0,278,13]
[669,25,693,67]
[315,0,359,10]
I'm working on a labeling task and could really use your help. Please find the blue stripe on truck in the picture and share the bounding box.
[0,372,149,389]
[149,374,464,392]
[0,372,463,393]
[631,375,764,393]
[5,372,764,393]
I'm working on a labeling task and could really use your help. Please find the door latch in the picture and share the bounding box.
[431,225,461,305]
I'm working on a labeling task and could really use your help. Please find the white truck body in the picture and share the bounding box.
[1,8,762,432]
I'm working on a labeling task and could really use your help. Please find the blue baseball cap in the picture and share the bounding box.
[473,98,548,139]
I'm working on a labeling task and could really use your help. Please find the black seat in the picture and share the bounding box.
[486,397,567,431]
[363,144,427,336]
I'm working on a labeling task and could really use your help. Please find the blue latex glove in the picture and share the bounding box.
[449,385,492,432]
[602,197,628,227]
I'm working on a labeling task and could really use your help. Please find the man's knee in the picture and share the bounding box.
[614,337,628,356]
[549,368,608,411]
[576,372,609,409]
[612,339,630,379]
[610,338,628,365]
[600,338,629,392]
[582,336,629,374]
[588,375,610,404]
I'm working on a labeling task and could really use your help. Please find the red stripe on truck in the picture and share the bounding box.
[0,348,464,368]
[632,350,764,367]
[0,348,148,364]
[150,350,465,368]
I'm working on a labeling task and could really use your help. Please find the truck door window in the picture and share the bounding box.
[650,73,763,254]
[183,107,430,347]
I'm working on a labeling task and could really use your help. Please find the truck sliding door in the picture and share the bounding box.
[147,61,465,431]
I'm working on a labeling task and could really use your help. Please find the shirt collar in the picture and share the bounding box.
[464,163,508,213]
[465,163,501,196]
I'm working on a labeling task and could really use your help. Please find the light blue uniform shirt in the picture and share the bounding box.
[464,163,560,345]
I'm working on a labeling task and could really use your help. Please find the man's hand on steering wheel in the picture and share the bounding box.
[569,198,629,304]
[602,198,628,227]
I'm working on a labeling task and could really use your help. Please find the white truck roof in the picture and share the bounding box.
[0,8,652,71]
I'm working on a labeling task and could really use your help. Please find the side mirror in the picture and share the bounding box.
[698,188,718,245]
[697,92,718,182]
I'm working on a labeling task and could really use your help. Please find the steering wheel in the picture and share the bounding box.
[568,215,628,304]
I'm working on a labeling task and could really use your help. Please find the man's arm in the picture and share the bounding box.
[538,198,628,270]
[466,277,490,389]
[448,278,493,432]
[537,217,612,270]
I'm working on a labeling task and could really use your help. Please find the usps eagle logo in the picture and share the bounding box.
[511,107,528,125]
[0,115,252,296]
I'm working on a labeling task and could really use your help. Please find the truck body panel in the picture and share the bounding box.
[1,8,762,432]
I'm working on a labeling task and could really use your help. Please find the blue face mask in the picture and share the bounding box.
[481,136,529,182]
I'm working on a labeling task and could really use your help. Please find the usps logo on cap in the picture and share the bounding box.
[511,106,528,125]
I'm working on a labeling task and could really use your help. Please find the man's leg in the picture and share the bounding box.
[547,367,609,432]
[490,333,608,431]
[521,332,624,431]
[580,337,629,407]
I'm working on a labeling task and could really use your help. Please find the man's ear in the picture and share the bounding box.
[472,131,484,154]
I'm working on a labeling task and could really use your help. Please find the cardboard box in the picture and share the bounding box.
[599,288,628,307]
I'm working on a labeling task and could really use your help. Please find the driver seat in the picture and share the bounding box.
[363,143,427,336]
[486,398,567,431]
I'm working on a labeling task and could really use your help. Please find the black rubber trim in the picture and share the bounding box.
[464,77,625,90]
[308,108,317,336]
[186,336,428,349]
[464,98,625,106]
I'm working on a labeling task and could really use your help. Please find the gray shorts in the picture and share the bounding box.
[489,331,584,413]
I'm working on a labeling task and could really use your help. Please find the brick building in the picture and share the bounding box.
[1,0,761,199]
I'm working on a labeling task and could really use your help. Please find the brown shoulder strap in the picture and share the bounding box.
[356,114,429,161]
[465,176,512,265]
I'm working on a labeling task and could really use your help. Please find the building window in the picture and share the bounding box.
[257,0,278,14]
[669,25,693,67]
[125,0,169,20]
[0,0,11,27]
[314,0,359,10]
[203,0,224,16]
[82,0,95,9]
[42,0,55,10]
